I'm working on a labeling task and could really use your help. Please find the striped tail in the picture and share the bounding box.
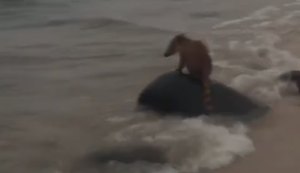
[296,81,300,93]
[203,83,214,114]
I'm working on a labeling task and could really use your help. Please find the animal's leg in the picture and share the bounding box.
[176,57,185,74]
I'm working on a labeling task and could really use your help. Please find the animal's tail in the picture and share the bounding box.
[296,81,300,93]
[203,82,214,114]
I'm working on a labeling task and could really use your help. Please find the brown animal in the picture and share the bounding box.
[163,34,214,114]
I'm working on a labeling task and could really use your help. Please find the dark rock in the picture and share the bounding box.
[279,70,300,81]
[279,70,300,93]
[137,71,269,120]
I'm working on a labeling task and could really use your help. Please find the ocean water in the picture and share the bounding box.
[0,0,300,173]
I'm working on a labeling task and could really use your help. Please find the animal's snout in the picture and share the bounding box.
[164,52,171,57]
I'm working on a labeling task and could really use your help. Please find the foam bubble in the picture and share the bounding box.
[213,6,280,29]
[106,117,254,173]
[284,0,300,7]
[215,28,300,104]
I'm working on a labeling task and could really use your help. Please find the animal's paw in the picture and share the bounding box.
[175,69,183,74]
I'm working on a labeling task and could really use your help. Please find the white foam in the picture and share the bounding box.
[106,116,133,123]
[217,27,300,104]
[276,10,300,25]
[284,0,300,7]
[213,6,280,29]
[252,21,272,28]
[107,117,254,173]
[104,161,179,173]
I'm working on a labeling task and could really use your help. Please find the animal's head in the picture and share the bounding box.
[164,34,187,57]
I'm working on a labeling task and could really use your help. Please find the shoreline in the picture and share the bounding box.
[214,100,300,173]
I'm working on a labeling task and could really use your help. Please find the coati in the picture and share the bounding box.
[163,34,214,114]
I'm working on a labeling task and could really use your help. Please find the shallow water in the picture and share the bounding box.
[0,0,300,172]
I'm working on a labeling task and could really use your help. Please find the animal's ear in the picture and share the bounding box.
[177,33,185,37]
[176,33,187,43]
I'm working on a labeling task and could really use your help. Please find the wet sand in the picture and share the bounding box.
[215,100,300,173]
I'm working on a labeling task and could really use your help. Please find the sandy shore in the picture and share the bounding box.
[214,100,300,173]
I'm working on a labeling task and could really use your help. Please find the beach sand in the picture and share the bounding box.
[215,100,300,173]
